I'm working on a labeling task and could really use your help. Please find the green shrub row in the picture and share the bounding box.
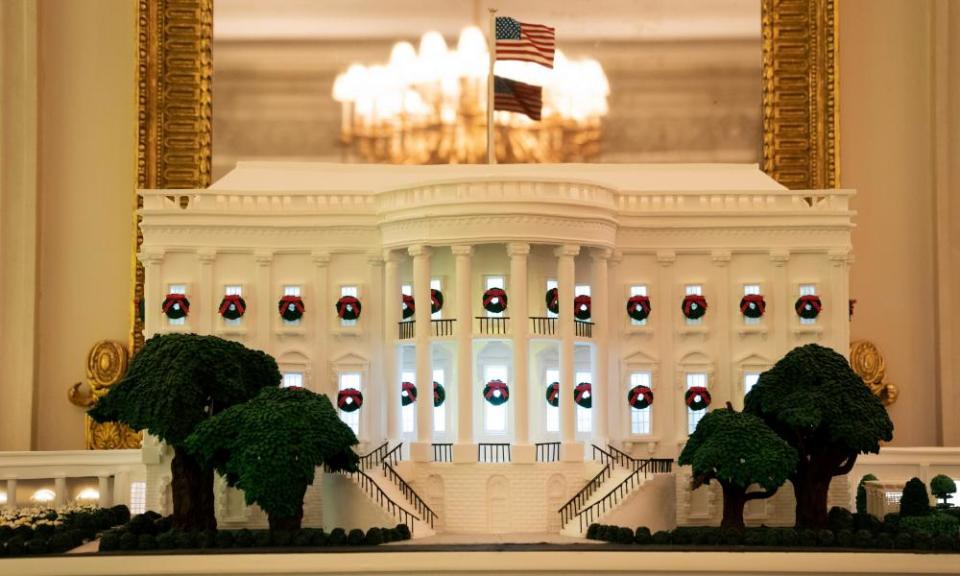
[98,513,411,552]
[0,505,131,557]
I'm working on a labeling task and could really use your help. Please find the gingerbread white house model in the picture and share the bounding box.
[139,162,853,535]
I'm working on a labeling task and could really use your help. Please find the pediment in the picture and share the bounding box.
[622,348,659,367]
[330,352,369,368]
[733,352,774,368]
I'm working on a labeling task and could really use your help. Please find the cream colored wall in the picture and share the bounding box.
[841,0,960,446]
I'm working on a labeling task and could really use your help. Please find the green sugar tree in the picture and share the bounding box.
[856,474,878,514]
[745,344,894,529]
[679,404,798,532]
[185,386,360,531]
[929,475,957,507]
[900,477,931,517]
[89,334,280,530]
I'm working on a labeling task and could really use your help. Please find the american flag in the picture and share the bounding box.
[494,76,542,121]
[495,17,555,68]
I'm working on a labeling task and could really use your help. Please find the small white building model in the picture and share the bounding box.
[139,162,854,535]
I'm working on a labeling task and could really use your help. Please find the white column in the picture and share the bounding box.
[312,252,331,395]
[142,249,165,338]
[383,250,402,442]
[591,248,612,445]
[197,249,216,334]
[829,249,852,356]
[366,253,385,442]
[54,476,66,508]
[656,250,676,443]
[409,245,433,462]
[508,243,535,463]
[5,479,17,510]
[451,245,475,463]
[770,250,790,358]
[712,250,732,407]
[98,475,112,507]
[556,244,582,461]
[254,250,274,353]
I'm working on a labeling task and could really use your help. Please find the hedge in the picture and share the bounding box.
[0,505,130,557]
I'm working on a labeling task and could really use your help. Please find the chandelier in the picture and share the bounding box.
[331,27,609,164]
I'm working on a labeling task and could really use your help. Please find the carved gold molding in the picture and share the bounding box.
[850,340,899,406]
[68,341,142,449]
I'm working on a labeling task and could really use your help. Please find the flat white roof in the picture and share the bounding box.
[210,162,788,193]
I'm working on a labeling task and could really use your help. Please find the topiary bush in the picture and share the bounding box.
[347,528,365,546]
[634,526,651,544]
[930,475,957,507]
[900,477,931,517]
[396,523,411,540]
[900,512,960,536]
[652,530,672,545]
[816,529,835,547]
[854,529,874,549]
[328,527,346,546]
[856,474,878,514]
[586,523,600,540]
[875,532,894,549]
[365,527,383,546]
[828,507,854,532]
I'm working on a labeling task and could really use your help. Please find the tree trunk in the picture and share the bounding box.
[170,448,217,531]
[721,484,748,532]
[793,464,832,529]
[268,502,304,532]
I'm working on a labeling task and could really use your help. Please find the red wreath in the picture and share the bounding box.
[431,289,444,314]
[336,295,362,320]
[162,293,190,319]
[482,287,508,313]
[627,295,651,322]
[401,381,417,406]
[574,295,592,320]
[337,388,363,412]
[628,385,654,409]
[218,294,246,320]
[401,293,415,319]
[795,295,822,319]
[545,381,559,407]
[685,386,711,411]
[545,288,559,314]
[681,294,708,319]
[739,294,766,318]
[574,382,593,408]
[483,379,510,406]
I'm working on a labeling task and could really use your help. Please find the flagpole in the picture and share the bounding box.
[487,8,497,165]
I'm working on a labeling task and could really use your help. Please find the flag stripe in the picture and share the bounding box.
[495,16,555,69]
[493,76,542,121]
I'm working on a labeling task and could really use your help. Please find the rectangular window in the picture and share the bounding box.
[686,372,708,435]
[685,284,703,326]
[340,285,359,326]
[484,365,508,434]
[799,284,817,325]
[947,482,960,507]
[630,285,648,326]
[433,368,446,433]
[484,276,506,318]
[743,284,761,325]
[430,279,442,319]
[576,370,592,433]
[401,370,415,434]
[545,369,559,433]
[223,285,243,326]
[546,279,558,318]
[129,482,147,515]
[283,285,302,326]
[743,371,761,397]
[885,491,902,506]
[281,372,304,389]
[630,371,652,435]
[167,284,187,326]
[339,372,362,435]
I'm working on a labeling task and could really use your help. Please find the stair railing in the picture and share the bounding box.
[591,444,617,468]
[333,467,420,535]
[535,441,561,462]
[571,457,676,533]
[382,461,437,529]
[558,463,611,527]
[381,442,403,467]
[605,444,640,469]
[358,441,390,471]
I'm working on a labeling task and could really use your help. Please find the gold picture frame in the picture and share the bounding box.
[130,0,838,350]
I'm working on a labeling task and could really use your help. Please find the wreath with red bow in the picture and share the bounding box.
[162,293,190,319]
[685,386,711,411]
[545,381,559,407]
[482,287,508,313]
[795,295,822,319]
[336,295,362,321]
[545,288,559,314]
[574,295,592,320]
[628,385,654,409]
[431,289,444,314]
[574,382,593,408]
[337,388,363,412]
[627,295,651,322]
[401,381,417,406]
[401,293,415,319]
[740,294,766,318]
[433,381,445,407]
[278,295,305,321]
[218,294,246,320]
[681,294,708,320]
[483,379,510,406]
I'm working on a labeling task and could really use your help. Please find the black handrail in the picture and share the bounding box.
[382,461,437,529]
[478,442,511,463]
[432,443,453,462]
[535,441,561,462]
[476,316,509,335]
[398,320,414,339]
[382,442,403,467]
[529,316,556,336]
[334,468,420,535]
[358,441,390,471]
[558,464,611,527]
[605,444,639,469]
[575,320,594,338]
[570,456,675,532]
[592,444,618,468]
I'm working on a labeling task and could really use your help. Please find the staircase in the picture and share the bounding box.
[559,445,673,536]
[332,442,437,538]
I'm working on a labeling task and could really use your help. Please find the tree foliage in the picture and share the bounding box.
[744,344,894,528]
[185,386,359,527]
[900,477,931,517]
[929,475,957,506]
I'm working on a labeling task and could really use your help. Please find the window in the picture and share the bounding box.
[885,491,902,506]
[224,285,243,326]
[283,285,302,326]
[630,285,648,326]
[686,372,708,434]
[546,279,558,318]
[401,370,415,434]
[281,372,304,388]
[129,482,147,515]
[545,369,559,433]
[167,284,187,326]
[946,481,960,507]
[339,372,362,435]
[401,284,413,324]
[743,371,761,397]
[485,276,505,318]
[576,370,592,433]
[630,371,653,435]
[433,368,446,433]
[430,279,442,319]
[743,284,761,325]
[685,284,703,326]
[484,365,508,434]
[799,284,817,325]
[340,285,358,326]
[575,284,592,321]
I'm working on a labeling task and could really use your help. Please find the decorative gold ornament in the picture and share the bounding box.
[850,340,899,406]
[68,340,142,449]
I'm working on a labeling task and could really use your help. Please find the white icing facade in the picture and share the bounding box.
[139,162,854,534]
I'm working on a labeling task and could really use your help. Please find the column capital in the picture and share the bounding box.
[507,242,531,257]
[450,244,474,257]
[769,249,791,266]
[383,248,404,263]
[196,248,217,264]
[828,248,852,266]
[367,252,384,266]
[141,248,165,265]
[656,250,676,267]
[407,244,431,258]
[591,247,614,261]
[311,250,331,266]
[554,244,580,258]
[254,250,274,266]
